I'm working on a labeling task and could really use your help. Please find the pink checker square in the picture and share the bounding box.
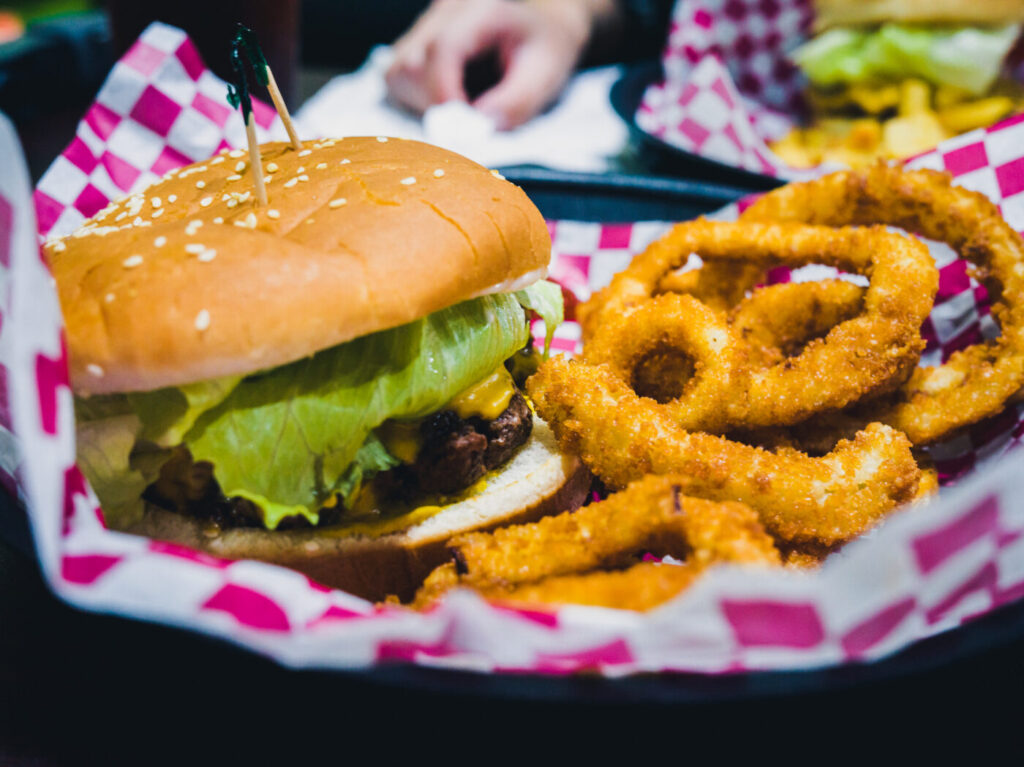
[33,189,63,235]
[130,85,183,137]
[150,145,192,176]
[711,78,735,110]
[251,97,277,130]
[191,91,232,127]
[678,117,711,148]
[995,156,1024,198]
[913,495,999,574]
[122,40,165,77]
[100,151,142,192]
[722,600,825,648]
[943,142,988,176]
[693,8,713,28]
[840,598,916,657]
[64,136,98,175]
[201,583,291,632]
[174,38,205,81]
[84,102,121,141]
[73,182,109,218]
[598,224,633,250]
[925,562,997,625]
[0,195,11,268]
[61,554,122,585]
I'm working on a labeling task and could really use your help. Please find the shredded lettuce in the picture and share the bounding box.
[795,23,1021,95]
[75,283,563,530]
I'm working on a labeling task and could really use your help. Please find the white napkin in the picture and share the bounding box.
[295,47,629,172]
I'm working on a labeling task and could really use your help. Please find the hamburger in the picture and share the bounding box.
[770,0,1024,167]
[47,137,590,601]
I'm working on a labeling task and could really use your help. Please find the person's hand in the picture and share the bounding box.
[386,0,614,130]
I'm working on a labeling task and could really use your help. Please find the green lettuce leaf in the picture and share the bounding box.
[182,291,532,524]
[128,376,241,448]
[74,411,151,529]
[795,23,1021,95]
[515,279,564,357]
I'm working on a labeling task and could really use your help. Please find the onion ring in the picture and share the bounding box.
[526,355,923,548]
[742,164,1024,444]
[581,293,747,433]
[582,221,937,429]
[413,474,780,611]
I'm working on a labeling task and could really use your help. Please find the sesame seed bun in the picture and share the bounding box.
[47,137,551,395]
[814,0,1024,29]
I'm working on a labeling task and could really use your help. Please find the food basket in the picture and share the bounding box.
[2,23,1024,678]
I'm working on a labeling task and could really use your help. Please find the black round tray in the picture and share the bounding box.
[609,60,780,191]
[3,169,1024,759]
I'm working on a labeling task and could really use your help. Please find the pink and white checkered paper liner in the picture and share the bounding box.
[3,22,1024,675]
[636,0,1024,179]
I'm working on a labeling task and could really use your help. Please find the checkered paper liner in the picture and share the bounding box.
[635,0,1024,179]
[2,22,1024,675]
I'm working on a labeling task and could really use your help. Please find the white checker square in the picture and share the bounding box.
[96,62,149,116]
[701,133,743,167]
[929,289,980,345]
[50,207,86,239]
[998,190,1024,231]
[142,22,187,53]
[105,119,164,171]
[906,152,944,172]
[37,156,87,205]
[981,123,1024,167]
[77,124,106,156]
[588,251,635,292]
[629,221,672,251]
[552,220,600,254]
[152,54,198,105]
[89,166,124,201]
[953,166,1000,202]
[167,107,224,161]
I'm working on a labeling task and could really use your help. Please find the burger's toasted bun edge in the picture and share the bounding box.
[48,138,551,395]
[814,0,1024,29]
[130,418,591,602]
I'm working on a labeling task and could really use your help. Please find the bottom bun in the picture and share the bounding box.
[130,417,592,602]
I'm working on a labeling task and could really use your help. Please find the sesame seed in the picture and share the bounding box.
[340,159,351,165]
[227,199,238,208]
[298,174,309,182]
[298,149,312,157]
[213,217,224,224]
[210,156,225,165]
[184,243,205,254]
[229,149,245,158]
[377,136,388,142]
[266,162,279,173]
[115,212,127,221]
[200,197,213,207]
[154,236,167,247]
[196,180,206,189]
[306,218,315,224]
[151,208,164,218]
[433,169,445,177]
[296,166,305,173]
[194,309,211,331]
[234,161,246,172]
[284,178,298,188]
[53,241,67,252]
[86,364,104,378]
[400,176,417,185]
[133,217,144,227]
[104,293,115,303]
[490,170,506,180]
[197,248,217,262]
[243,212,257,228]
[222,194,231,201]
[123,255,143,268]
[329,198,347,208]
[185,220,203,236]
[315,162,327,170]
[151,197,162,208]
[167,194,177,203]
[226,174,243,182]
[267,209,281,219]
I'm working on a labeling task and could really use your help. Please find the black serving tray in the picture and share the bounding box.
[609,60,781,191]
[2,169,1023,758]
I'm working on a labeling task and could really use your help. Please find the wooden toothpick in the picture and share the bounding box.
[226,47,268,206]
[235,24,303,151]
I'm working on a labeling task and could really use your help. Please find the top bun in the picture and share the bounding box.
[48,138,551,395]
[814,0,1024,28]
